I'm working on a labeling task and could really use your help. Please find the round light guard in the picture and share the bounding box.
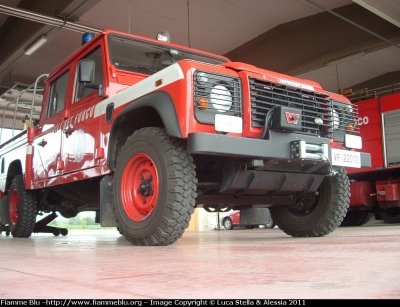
[210,85,232,112]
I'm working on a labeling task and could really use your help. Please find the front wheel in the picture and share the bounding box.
[8,175,37,237]
[223,217,233,230]
[113,127,197,246]
[270,167,349,237]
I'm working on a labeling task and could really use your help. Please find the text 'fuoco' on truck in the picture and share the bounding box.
[0,29,371,246]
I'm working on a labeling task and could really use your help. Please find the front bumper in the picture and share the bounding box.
[187,131,371,169]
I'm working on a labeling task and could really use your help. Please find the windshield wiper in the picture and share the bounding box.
[120,64,156,73]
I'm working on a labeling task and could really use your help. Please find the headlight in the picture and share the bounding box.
[210,85,232,112]
[332,108,340,130]
[346,104,353,114]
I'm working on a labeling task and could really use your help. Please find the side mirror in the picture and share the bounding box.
[78,59,95,84]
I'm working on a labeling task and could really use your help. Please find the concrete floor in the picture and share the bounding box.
[1,221,400,299]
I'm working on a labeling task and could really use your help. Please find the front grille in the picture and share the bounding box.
[249,77,358,136]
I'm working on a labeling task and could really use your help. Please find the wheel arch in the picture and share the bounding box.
[5,159,23,193]
[107,91,183,171]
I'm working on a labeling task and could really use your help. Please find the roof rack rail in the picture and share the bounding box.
[0,74,48,144]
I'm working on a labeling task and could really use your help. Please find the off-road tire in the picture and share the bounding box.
[270,167,349,237]
[113,127,197,246]
[340,211,373,227]
[8,175,37,237]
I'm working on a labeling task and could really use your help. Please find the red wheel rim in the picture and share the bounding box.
[9,189,19,225]
[121,153,159,221]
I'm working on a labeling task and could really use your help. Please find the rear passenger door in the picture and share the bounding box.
[33,69,71,182]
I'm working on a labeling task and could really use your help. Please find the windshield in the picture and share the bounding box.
[108,34,229,75]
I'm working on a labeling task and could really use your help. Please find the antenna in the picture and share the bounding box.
[187,0,191,47]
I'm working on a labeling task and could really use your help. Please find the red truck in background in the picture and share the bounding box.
[342,86,400,226]
[0,29,371,246]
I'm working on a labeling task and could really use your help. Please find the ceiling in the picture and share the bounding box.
[0,0,400,129]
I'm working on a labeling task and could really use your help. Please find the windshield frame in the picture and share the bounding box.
[107,33,230,75]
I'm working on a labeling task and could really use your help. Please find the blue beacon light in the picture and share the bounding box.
[82,32,95,45]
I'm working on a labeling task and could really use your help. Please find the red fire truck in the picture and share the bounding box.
[0,29,371,245]
[342,85,400,226]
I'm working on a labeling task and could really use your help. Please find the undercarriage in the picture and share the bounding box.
[194,155,331,211]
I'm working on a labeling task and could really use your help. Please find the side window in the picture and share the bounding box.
[47,70,69,119]
[75,46,103,102]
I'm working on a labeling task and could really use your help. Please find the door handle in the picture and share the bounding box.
[38,139,47,147]
[63,125,74,135]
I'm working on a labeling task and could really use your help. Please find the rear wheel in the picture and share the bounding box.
[8,175,37,237]
[340,211,373,227]
[379,211,400,224]
[223,217,233,230]
[270,167,349,237]
[113,127,197,246]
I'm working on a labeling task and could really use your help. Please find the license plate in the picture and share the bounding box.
[331,148,361,168]
[214,114,243,133]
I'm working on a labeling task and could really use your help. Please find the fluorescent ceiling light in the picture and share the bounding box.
[25,36,47,55]
[327,51,366,66]
[352,0,400,28]
[19,105,35,110]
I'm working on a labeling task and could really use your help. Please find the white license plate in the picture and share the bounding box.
[331,148,361,168]
[214,114,243,133]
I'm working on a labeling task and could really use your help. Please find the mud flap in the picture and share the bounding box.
[100,175,117,227]
[0,195,10,224]
[241,208,272,225]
